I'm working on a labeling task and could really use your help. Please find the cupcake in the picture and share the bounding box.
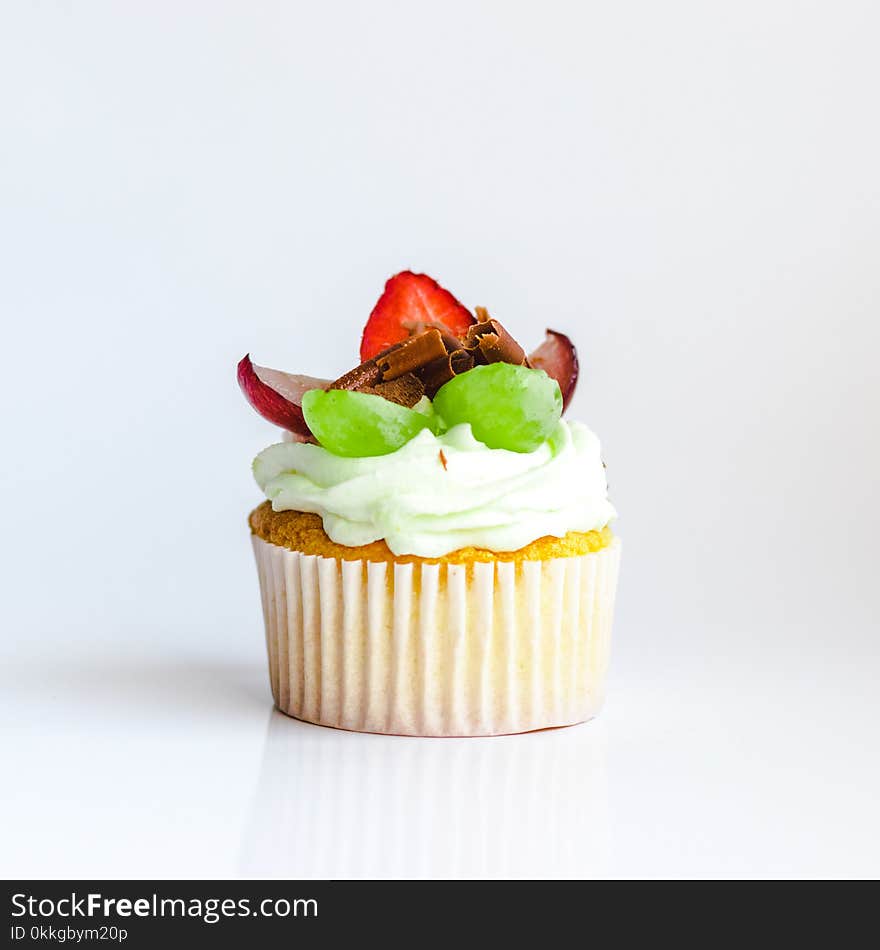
[239,271,620,737]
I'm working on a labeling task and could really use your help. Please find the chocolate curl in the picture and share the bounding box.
[420,349,475,396]
[361,372,426,408]
[400,321,463,353]
[439,329,463,352]
[450,348,475,374]
[330,316,530,405]
[330,359,382,391]
[464,318,528,366]
[328,332,438,405]
[376,328,448,380]
[329,336,415,391]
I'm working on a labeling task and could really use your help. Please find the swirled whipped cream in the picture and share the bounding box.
[253,420,615,558]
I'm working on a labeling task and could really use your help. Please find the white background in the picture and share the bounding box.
[1,1,878,879]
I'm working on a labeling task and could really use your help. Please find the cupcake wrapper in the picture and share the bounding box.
[252,536,621,737]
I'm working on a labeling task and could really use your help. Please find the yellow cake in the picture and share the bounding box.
[249,501,613,564]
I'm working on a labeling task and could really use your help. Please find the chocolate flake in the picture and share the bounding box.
[464,318,528,366]
[330,359,382,391]
[450,348,475,374]
[420,348,476,396]
[376,328,447,381]
[439,330,463,352]
[361,372,425,408]
[329,314,531,407]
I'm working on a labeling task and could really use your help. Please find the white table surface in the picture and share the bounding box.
[4,625,877,880]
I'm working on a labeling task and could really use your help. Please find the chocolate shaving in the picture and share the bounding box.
[403,324,461,352]
[329,314,530,407]
[360,372,425,408]
[476,331,526,365]
[330,359,382,391]
[450,348,474,374]
[376,328,447,381]
[329,335,417,391]
[439,330,463,352]
[375,373,425,406]
[464,318,528,366]
[420,349,475,396]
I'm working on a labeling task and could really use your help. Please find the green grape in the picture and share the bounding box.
[433,363,562,452]
[302,389,432,457]
[410,395,446,434]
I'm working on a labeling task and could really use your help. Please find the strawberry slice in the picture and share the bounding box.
[360,271,475,361]
[529,329,579,411]
[237,354,327,437]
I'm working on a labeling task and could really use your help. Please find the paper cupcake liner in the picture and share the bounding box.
[251,535,621,737]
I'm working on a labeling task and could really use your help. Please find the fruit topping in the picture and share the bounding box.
[237,354,326,437]
[302,389,434,457]
[359,271,475,361]
[528,329,579,411]
[339,313,530,405]
[433,363,562,453]
[240,272,582,450]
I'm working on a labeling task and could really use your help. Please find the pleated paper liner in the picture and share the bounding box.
[252,535,621,737]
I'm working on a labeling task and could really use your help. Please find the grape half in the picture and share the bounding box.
[302,389,432,457]
[433,364,562,452]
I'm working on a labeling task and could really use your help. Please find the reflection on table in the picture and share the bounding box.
[240,710,609,879]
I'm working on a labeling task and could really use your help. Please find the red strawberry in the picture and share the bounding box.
[360,271,475,361]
